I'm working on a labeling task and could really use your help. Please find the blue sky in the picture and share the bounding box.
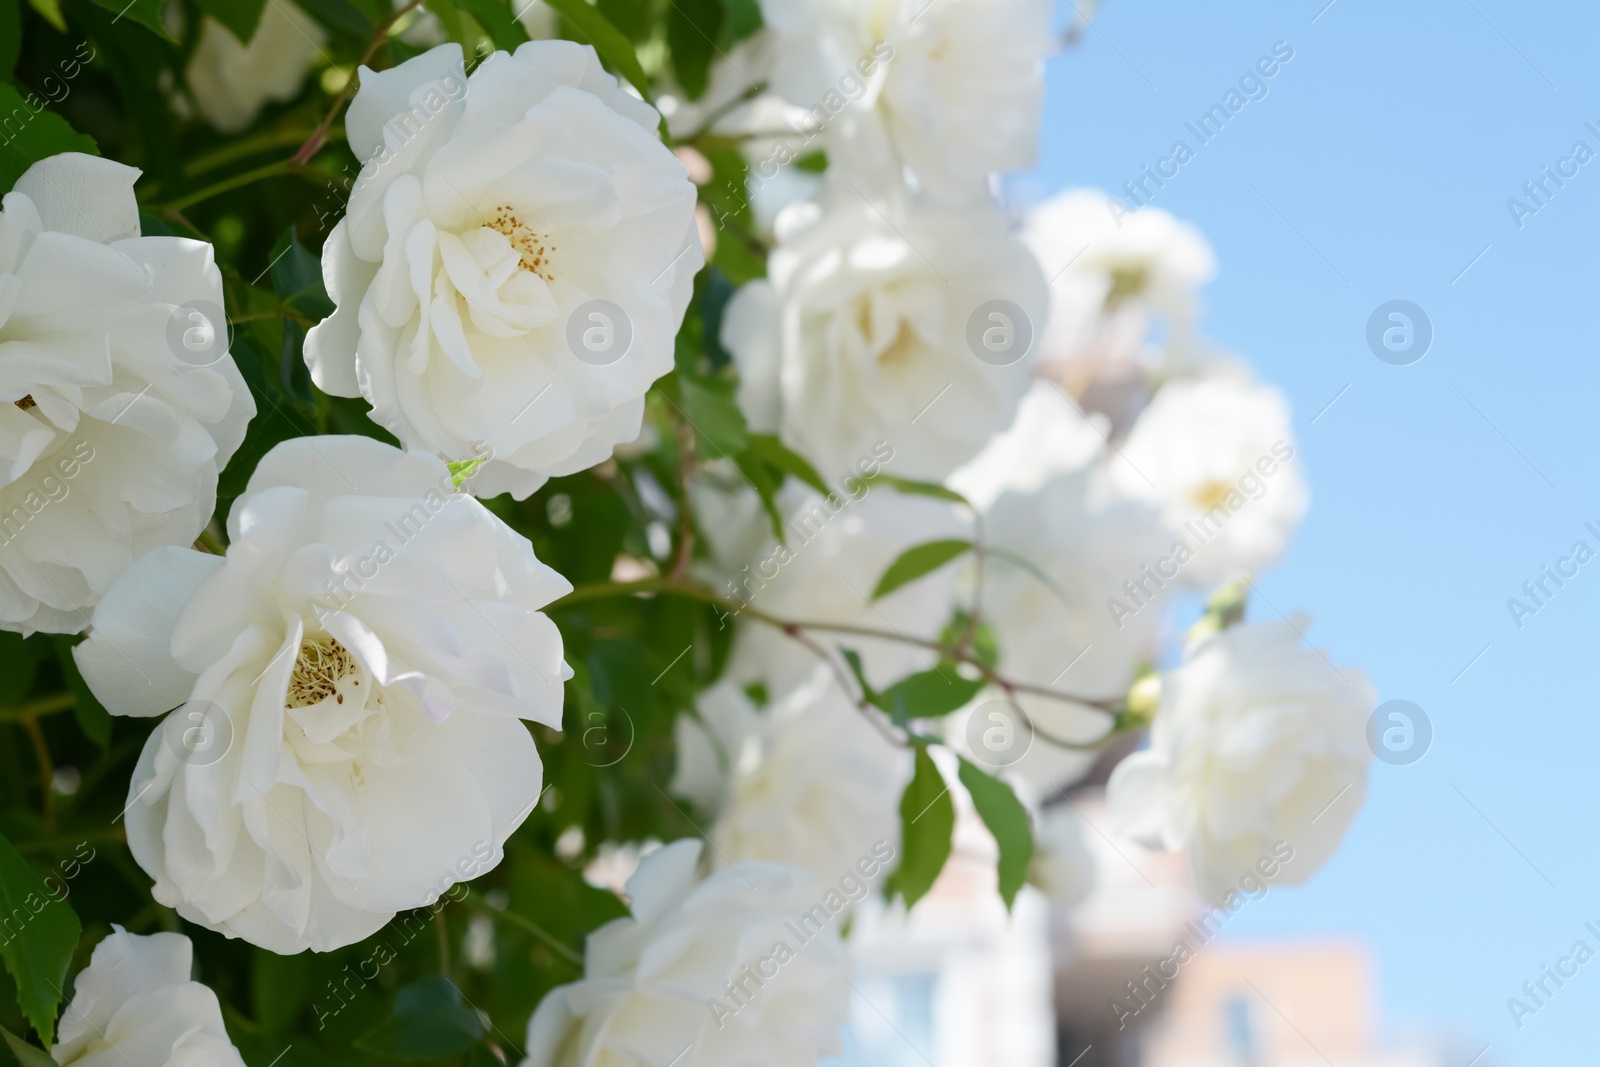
[1025,2,1600,1062]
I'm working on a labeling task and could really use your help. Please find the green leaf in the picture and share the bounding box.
[82,0,173,39]
[866,472,970,507]
[730,447,784,544]
[0,86,98,193]
[0,829,81,1045]
[666,0,720,99]
[454,0,530,50]
[0,0,20,79]
[21,0,63,32]
[50,637,109,750]
[676,375,748,457]
[718,0,760,47]
[0,1025,55,1067]
[542,0,653,102]
[957,757,1033,910]
[872,539,972,600]
[354,975,485,1060]
[192,0,269,44]
[874,667,984,722]
[838,647,878,706]
[894,746,954,909]
[746,434,827,495]
[987,546,1071,606]
[269,228,333,322]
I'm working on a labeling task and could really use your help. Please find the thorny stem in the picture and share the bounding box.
[292,0,429,166]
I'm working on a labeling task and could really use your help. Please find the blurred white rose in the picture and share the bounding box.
[0,153,254,635]
[74,436,570,952]
[185,3,325,133]
[723,187,1043,483]
[1025,189,1216,366]
[525,839,852,1067]
[1113,373,1307,587]
[305,42,702,500]
[760,0,1054,202]
[1107,618,1375,902]
[673,671,907,878]
[948,377,1108,511]
[52,928,245,1067]
[971,463,1169,791]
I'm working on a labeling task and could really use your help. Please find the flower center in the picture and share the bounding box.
[1194,480,1234,512]
[15,395,34,410]
[1104,264,1149,309]
[484,205,557,282]
[287,635,360,709]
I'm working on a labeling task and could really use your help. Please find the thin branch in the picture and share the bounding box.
[552,577,1124,715]
[292,0,429,165]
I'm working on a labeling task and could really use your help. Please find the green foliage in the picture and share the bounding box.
[0,830,81,1045]
[354,976,486,1060]
[0,85,98,192]
[0,1025,56,1067]
[955,758,1032,910]
[872,539,973,600]
[893,745,954,909]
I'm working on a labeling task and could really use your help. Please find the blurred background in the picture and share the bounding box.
[829,2,1600,1064]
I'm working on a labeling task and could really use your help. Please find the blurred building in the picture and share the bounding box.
[1052,790,1450,1067]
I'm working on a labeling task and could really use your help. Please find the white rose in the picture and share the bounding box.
[672,671,906,878]
[1113,373,1307,587]
[525,839,852,1067]
[716,481,969,696]
[305,42,703,500]
[1107,619,1375,902]
[0,153,254,635]
[73,435,571,952]
[1025,189,1215,369]
[185,3,326,133]
[972,464,1170,791]
[760,0,1054,202]
[52,928,245,1067]
[948,377,1108,511]
[723,187,1043,483]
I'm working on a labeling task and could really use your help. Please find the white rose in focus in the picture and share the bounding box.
[723,189,1043,483]
[185,3,326,133]
[52,928,245,1067]
[1114,373,1307,587]
[525,839,852,1067]
[73,436,570,952]
[673,672,906,879]
[761,0,1053,202]
[305,42,702,499]
[0,153,254,635]
[1107,619,1375,902]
